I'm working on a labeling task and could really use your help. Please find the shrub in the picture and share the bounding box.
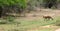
[55,20,60,26]
[6,16,15,22]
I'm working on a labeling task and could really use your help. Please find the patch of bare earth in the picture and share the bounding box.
[27,25,58,31]
[55,28,60,31]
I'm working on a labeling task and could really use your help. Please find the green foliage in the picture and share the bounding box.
[0,21,7,24]
[0,0,27,17]
[55,20,60,26]
[42,0,57,8]
[0,0,27,8]
[0,20,7,24]
[7,16,15,22]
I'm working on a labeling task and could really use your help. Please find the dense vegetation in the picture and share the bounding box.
[0,0,60,31]
[0,0,60,17]
[0,0,27,17]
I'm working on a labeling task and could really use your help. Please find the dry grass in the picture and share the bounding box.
[0,9,60,31]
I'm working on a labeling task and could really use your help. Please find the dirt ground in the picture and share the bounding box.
[18,8,60,20]
[15,8,60,31]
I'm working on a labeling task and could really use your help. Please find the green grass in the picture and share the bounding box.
[0,16,60,31]
[19,18,56,26]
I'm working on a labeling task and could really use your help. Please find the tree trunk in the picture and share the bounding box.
[0,6,3,18]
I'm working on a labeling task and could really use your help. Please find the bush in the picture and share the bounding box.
[0,20,7,24]
[6,16,15,22]
[0,21,7,24]
[55,20,60,26]
[0,0,27,17]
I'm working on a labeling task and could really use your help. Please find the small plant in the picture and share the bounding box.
[0,21,7,24]
[51,6,56,9]
[0,20,7,24]
[55,20,60,26]
[7,16,15,22]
